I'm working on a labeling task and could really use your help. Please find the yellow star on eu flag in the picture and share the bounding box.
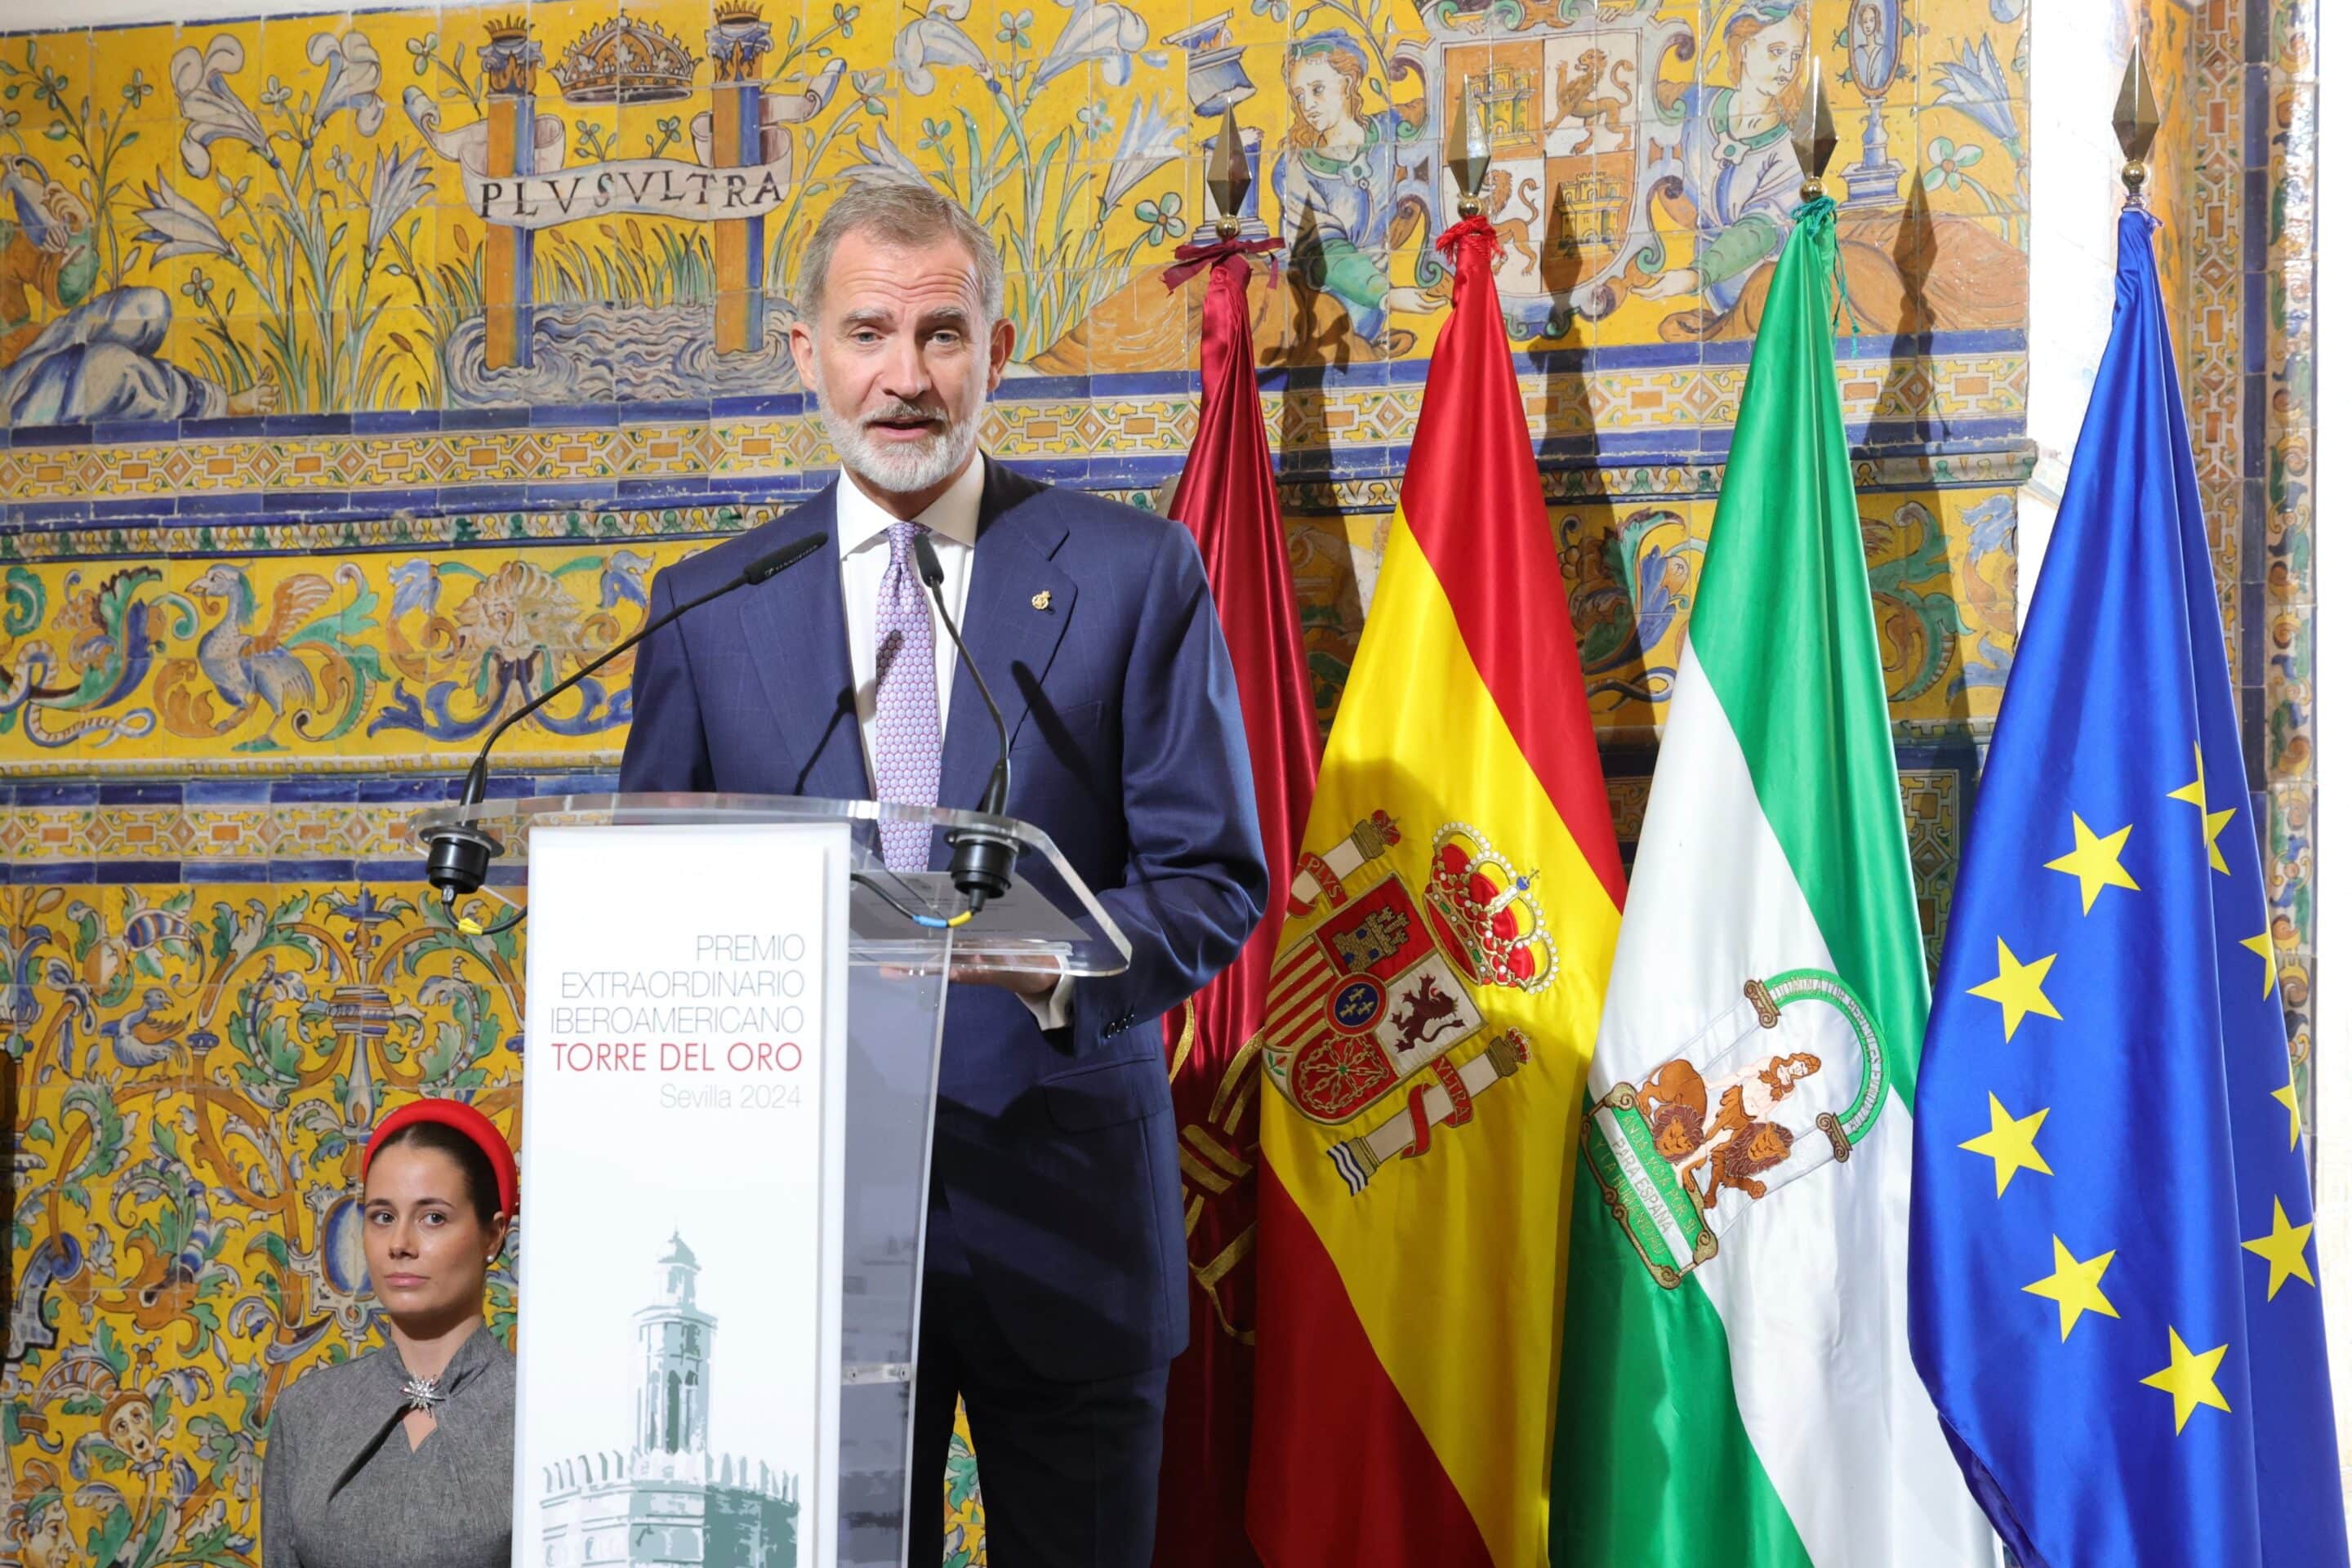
[2168,745,2236,875]
[2242,929,2278,998]
[2140,1328,2231,1433]
[2044,813,2139,914]
[1959,1093,2052,1196]
[2274,1082,2303,1151]
[2243,1198,2316,1300]
[1967,938,2063,1041]
[2023,1235,2120,1341]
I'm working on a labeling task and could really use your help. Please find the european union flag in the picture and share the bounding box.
[1909,208,2347,1566]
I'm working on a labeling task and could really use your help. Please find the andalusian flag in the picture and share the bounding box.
[1245,214,1624,1566]
[1549,198,1994,1566]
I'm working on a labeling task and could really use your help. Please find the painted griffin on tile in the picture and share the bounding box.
[157,562,380,751]
[0,565,165,749]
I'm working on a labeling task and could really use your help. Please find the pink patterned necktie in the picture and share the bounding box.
[873,520,940,871]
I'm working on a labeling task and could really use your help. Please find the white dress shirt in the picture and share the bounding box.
[835,451,984,764]
[833,456,1072,1027]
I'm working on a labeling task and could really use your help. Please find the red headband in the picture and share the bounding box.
[364,1099,519,1219]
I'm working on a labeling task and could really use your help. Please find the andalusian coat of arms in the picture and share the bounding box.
[1583,970,1891,1287]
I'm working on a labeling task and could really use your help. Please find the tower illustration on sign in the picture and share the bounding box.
[540,1235,800,1567]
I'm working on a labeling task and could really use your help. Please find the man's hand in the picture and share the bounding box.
[949,952,1061,997]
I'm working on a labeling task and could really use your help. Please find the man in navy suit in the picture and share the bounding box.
[618,178,1267,1566]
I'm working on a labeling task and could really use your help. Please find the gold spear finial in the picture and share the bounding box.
[1447,92,1490,218]
[2114,42,2162,203]
[1207,105,1251,239]
[1795,58,1838,201]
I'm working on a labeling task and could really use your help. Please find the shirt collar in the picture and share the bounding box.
[835,452,987,555]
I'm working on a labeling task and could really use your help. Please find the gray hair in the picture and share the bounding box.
[793,177,1004,324]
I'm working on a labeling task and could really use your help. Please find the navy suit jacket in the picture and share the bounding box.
[617,461,1267,1380]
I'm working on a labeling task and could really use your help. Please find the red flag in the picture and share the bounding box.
[1153,242,1321,1568]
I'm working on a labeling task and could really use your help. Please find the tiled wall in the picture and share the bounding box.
[0,0,2298,1563]
[2185,0,2320,1120]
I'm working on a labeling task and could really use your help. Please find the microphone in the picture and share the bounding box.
[910,531,1018,911]
[422,531,829,917]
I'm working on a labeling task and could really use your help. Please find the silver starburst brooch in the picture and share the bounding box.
[399,1375,445,1414]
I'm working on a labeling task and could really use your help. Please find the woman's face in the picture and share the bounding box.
[1735,16,1805,104]
[1289,56,1351,138]
[363,1143,503,1330]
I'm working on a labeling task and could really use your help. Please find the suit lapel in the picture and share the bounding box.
[739,484,871,800]
[939,460,1078,814]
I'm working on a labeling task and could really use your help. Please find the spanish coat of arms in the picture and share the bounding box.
[1263,815,1549,1193]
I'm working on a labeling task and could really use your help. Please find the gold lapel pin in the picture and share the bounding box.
[1031,590,1052,612]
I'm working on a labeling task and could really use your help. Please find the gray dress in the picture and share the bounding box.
[260,1325,514,1568]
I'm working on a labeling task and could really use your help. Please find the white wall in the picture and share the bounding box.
[2017,2,2138,617]
[2314,0,2350,1509]
[0,0,337,27]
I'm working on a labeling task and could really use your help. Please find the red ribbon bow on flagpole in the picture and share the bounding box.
[1162,234,1285,291]
[1435,212,1495,259]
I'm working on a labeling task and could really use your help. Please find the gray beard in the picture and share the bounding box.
[813,373,987,498]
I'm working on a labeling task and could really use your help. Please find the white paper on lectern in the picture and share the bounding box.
[512,822,849,1568]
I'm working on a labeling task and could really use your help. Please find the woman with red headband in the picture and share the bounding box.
[261,1098,517,1568]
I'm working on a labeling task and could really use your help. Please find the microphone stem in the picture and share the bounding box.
[425,530,821,930]
[458,569,751,808]
[922,577,1012,813]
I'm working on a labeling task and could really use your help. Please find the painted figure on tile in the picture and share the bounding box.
[1633,0,1810,329]
[0,153,274,424]
[0,565,169,750]
[1552,45,1638,157]
[9,1477,70,1568]
[0,156,96,358]
[0,287,277,425]
[1273,33,1439,357]
[1850,0,1895,87]
[21,1341,214,1566]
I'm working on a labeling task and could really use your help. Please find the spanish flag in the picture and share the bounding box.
[1245,215,1624,1566]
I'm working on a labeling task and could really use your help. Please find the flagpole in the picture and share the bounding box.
[1446,94,1490,219]
[2114,41,2160,211]
[1158,96,1311,1568]
[1208,105,1250,242]
[1795,56,1839,202]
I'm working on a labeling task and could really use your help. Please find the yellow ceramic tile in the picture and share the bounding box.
[618,0,710,45]
[361,304,437,412]
[257,11,356,125]
[91,21,176,136]
[611,80,701,167]
[7,25,93,113]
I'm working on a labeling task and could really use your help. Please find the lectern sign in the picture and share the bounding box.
[514,823,849,1568]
